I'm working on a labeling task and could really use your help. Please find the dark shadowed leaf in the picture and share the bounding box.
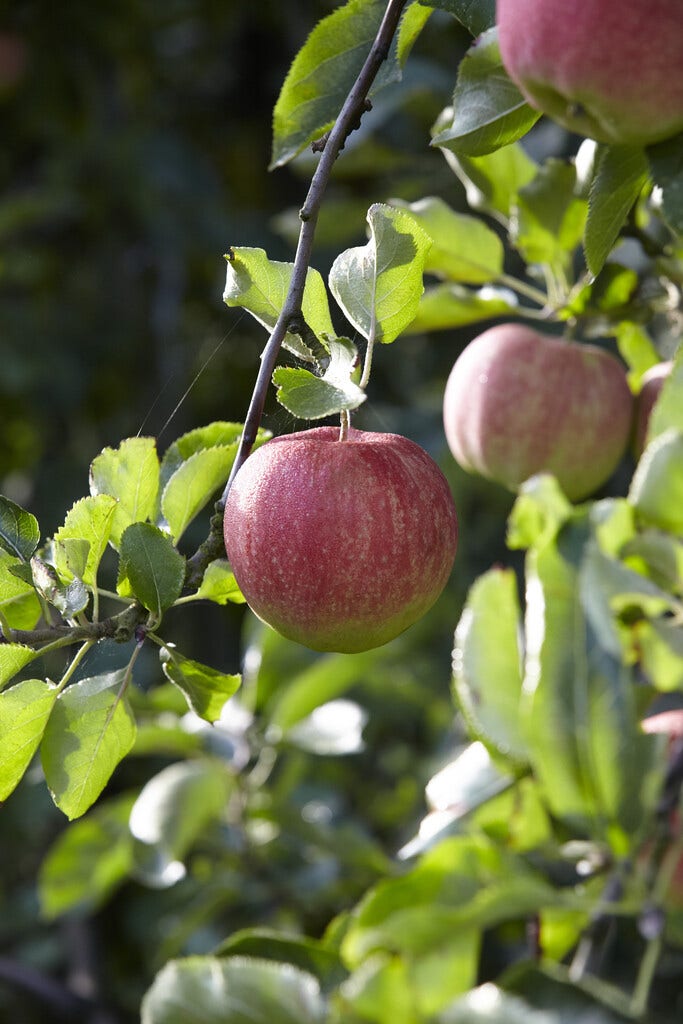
[39,792,136,918]
[418,0,495,35]
[647,131,683,235]
[584,145,649,277]
[432,29,540,156]
[0,494,39,561]
[214,929,346,992]
[438,140,537,221]
[118,523,185,617]
[512,159,587,273]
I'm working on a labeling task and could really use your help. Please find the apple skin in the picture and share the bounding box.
[442,324,633,501]
[223,426,458,653]
[634,361,673,457]
[497,0,683,146]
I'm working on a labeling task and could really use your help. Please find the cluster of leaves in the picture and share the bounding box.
[2,0,683,1022]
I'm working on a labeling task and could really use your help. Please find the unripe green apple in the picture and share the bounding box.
[497,0,683,145]
[634,361,673,457]
[442,324,633,501]
[223,427,458,653]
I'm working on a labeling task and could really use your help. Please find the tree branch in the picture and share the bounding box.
[184,0,409,591]
[3,602,148,649]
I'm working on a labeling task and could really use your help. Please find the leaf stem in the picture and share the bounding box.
[55,640,96,693]
[497,273,550,309]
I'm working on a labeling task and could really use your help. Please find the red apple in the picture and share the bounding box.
[442,324,633,501]
[497,0,683,146]
[634,361,673,457]
[223,427,458,653]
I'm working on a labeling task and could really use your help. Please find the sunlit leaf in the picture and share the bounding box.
[42,670,137,819]
[118,523,185,617]
[0,550,41,630]
[512,159,587,273]
[273,336,366,419]
[629,428,683,534]
[432,29,540,157]
[160,646,240,723]
[194,559,245,605]
[392,196,504,283]
[329,203,432,343]
[223,247,334,361]
[0,642,39,690]
[161,446,236,542]
[438,140,537,221]
[646,345,683,443]
[142,956,325,1024]
[271,0,429,168]
[90,437,160,548]
[53,494,117,587]
[405,282,517,333]
[453,569,527,763]
[0,678,57,800]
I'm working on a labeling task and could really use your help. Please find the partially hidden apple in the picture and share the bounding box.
[442,324,633,501]
[497,0,683,146]
[223,426,458,653]
[634,361,673,457]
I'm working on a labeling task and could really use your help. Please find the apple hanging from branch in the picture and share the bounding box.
[223,426,458,653]
[497,0,683,146]
[442,324,633,501]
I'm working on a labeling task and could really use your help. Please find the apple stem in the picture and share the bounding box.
[359,332,375,391]
[339,409,351,441]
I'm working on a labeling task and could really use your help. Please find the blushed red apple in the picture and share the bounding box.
[442,324,633,501]
[223,427,458,653]
[634,361,673,457]
[497,0,683,146]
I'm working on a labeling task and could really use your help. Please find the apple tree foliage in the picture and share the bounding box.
[2,0,683,1020]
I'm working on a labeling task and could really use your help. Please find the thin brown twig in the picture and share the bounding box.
[184,0,409,591]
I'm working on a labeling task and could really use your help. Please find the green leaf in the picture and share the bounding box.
[118,523,185,617]
[647,132,683,235]
[160,422,244,482]
[273,336,366,419]
[130,760,232,887]
[340,953,418,1024]
[215,930,346,992]
[392,196,504,282]
[329,203,432,343]
[506,475,574,551]
[161,446,236,542]
[41,670,137,819]
[53,494,117,587]
[194,559,245,605]
[584,145,649,277]
[438,141,537,221]
[90,437,160,548]
[418,0,495,35]
[452,569,527,763]
[39,792,136,918]
[0,643,39,690]
[223,248,334,362]
[342,835,556,964]
[512,159,587,272]
[629,428,683,533]
[0,678,57,799]
[432,29,540,157]
[142,956,325,1024]
[160,646,240,723]
[634,618,683,692]
[504,963,634,1022]
[647,345,683,443]
[0,494,39,561]
[405,282,518,333]
[0,551,41,630]
[614,322,659,387]
[270,0,428,168]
